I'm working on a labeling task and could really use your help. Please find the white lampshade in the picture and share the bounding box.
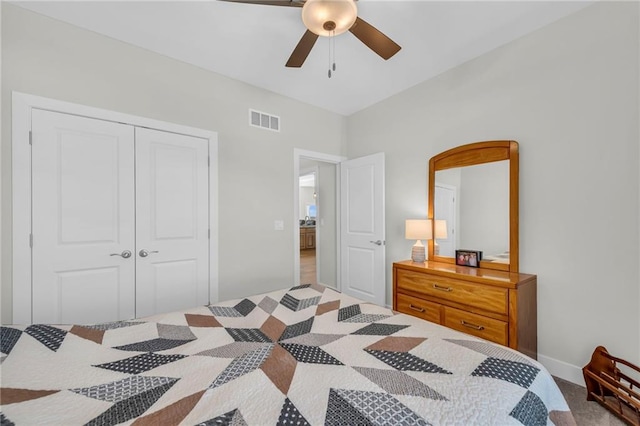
[405,220,432,240]
[301,0,358,36]
[435,220,448,239]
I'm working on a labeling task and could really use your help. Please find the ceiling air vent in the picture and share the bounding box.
[249,109,280,132]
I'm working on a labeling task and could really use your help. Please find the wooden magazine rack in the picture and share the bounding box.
[583,346,640,425]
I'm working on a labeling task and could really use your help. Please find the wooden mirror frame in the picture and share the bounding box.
[428,140,519,272]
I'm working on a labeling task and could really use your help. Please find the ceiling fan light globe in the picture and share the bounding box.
[301,0,357,37]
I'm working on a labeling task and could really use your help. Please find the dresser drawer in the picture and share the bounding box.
[443,306,508,345]
[396,293,441,324]
[396,269,508,315]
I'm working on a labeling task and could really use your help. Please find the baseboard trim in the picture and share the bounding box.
[538,353,584,386]
[317,282,337,290]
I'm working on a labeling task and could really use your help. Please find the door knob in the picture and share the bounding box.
[110,250,132,259]
[369,240,383,246]
[139,249,159,258]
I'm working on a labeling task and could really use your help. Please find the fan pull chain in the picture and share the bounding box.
[328,33,331,78]
[328,30,336,78]
[332,32,336,72]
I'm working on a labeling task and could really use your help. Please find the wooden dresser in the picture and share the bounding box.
[393,260,537,359]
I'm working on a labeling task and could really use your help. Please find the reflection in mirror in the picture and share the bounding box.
[428,140,519,272]
[435,161,509,262]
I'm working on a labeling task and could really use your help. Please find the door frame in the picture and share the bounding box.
[12,91,219,324]
[293,149,346,288]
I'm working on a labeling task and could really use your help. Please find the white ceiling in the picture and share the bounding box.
[13,1,593,116]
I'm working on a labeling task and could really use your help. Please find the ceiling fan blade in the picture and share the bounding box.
[217,0,303,7]
[349,16,401,60]
[286,30,319,68]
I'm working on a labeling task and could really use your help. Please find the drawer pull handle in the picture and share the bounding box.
[433,284,453,292]
[461,320,485,331]
[408,304,425,313]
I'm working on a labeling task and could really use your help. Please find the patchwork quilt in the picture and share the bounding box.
[0,284,575,425]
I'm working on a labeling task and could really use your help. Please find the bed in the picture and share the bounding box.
[1,284,574,425]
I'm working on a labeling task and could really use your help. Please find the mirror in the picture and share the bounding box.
[434,162,509,259]
[428,141,519,272]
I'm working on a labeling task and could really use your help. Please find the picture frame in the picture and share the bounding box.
[455,249,482,267]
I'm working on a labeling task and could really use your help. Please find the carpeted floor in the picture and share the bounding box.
[554,377,625,425]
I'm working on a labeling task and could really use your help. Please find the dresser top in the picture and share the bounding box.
[393,260,536,288]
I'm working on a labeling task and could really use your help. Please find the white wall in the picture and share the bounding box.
[1,4,346,323]
[347,1,639,382]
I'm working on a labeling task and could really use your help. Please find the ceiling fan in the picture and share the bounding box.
[219,0,401,68]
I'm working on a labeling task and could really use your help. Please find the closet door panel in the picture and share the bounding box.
[135,127,209,317]
[32,109,135,324]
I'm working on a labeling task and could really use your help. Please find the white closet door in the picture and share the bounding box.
[32,110,135,324]
[135,127,210,317]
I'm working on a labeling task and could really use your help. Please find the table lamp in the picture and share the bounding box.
[434,219,448,256]
[405,219,432,263]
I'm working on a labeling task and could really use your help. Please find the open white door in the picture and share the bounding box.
[340,153,385,306]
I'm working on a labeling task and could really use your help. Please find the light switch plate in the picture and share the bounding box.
[274,220,284,231]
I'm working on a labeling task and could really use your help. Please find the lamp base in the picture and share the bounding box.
[411,245,426,263]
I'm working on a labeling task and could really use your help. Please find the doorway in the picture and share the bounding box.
[293,150,345,289]
[298,160,337,288]
[292,149,386,306]
[299,168,318,285]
